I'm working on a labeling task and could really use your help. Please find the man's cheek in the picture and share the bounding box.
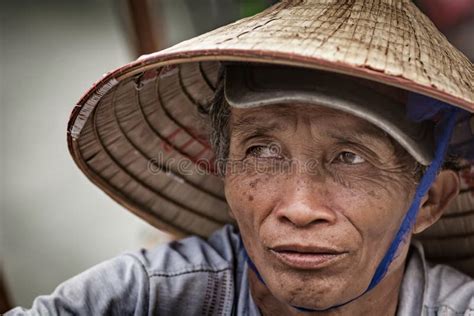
[225,174,280,225]
[328,184,395,238]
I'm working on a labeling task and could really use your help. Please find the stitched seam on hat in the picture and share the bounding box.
[149,267,232,278]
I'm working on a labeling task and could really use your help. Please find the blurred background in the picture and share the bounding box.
[0,0,472,312]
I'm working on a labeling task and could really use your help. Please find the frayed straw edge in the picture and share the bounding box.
[70,78,119,139]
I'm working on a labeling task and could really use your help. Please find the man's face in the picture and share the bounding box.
[224,103,419,309]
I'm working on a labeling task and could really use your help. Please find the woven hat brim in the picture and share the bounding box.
[68,61,234,238]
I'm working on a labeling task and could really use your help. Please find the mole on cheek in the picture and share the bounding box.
[249,178,260,189]
[248,194,254,202]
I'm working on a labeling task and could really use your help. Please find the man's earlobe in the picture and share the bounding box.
[413,170,460,234]
[228,209,236,220]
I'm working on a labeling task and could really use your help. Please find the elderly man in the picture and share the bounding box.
[7,0,474,315]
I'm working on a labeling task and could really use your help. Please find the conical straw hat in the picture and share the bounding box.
[68,0,474,275]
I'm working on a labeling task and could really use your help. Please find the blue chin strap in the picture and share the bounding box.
[243,97,461,312]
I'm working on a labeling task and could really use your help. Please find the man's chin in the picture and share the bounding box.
[263,271,364,311]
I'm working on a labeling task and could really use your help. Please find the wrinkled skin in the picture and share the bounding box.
[223,103,458,315]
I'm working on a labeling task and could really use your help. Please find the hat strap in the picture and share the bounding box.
[242,107,459,312]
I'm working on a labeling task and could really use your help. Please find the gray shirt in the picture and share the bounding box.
[6,225,474,315]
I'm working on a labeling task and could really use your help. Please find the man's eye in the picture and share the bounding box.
[336,152,365,164]
[246,145,282,159]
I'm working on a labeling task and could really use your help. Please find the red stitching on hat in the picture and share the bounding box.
[161,128,182,153]
[166,128,182,141]
[179,138,196,151]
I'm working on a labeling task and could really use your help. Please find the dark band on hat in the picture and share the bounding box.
[224,64,435,165]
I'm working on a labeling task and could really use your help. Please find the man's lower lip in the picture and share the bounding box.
[270,250,346,269]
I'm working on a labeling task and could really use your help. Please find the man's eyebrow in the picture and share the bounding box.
[231,115,287,139]
[325,126,388,146]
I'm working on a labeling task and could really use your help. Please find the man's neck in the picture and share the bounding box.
[248,263,405,316]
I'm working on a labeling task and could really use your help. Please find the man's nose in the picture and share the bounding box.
[274,178,337,228]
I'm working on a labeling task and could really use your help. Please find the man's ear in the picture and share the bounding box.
[227,209,236,220]
[413,170,460,234]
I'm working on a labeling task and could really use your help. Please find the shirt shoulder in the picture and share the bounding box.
[423,261,474,315]
[135,224,243,315]
[407,240,474,316]
[134,224,242,275]
[6,225,243,316]
[6,253,150,316]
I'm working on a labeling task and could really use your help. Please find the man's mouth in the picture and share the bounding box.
[269,245,348,269]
